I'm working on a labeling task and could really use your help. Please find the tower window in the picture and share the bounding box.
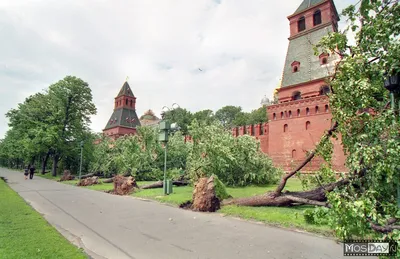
[273,113,276,120]
[297,109,301,116]
[313,10,322,26]
[292,91,302,100]
[320,85,331,95]
[130,100,133,107]
[306,121,311,130]
[289,110,292,118]
[298,16,306,32]
[284,124,288,133]
[306,108,310,115]
[291,61,300,73]
[292,149,297,158]
[126,99,128,105]
[281,112,284,119]
[325,104,329,112]
[315,106,319,114]
[319,53,329,65]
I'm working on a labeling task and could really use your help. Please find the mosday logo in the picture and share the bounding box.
[344,240,397,256]
[368,243,389,254]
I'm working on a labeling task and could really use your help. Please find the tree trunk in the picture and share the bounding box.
[101,178,114,183]
[140,180,189,189]
[80,173,95,179]
[52,154,59,177]
[41,152,50,174]
[222,178,349,207]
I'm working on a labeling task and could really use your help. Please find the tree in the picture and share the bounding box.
[187,121,281,186]
[215,106,242,128]
[46,76,97,176]
[162,107,193,135]
[232,106,268,126]
[224,1,400,251]
[192,109,216,125]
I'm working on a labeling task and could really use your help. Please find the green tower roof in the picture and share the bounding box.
[117,81,135,97]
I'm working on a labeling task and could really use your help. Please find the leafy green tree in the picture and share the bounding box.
[313,0,400,245]
[215,106,242,128]
[187,121,281,186]
[192,109,216,125]
[162,107,193,135]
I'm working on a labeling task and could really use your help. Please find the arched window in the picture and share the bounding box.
[292,91,302,100]
[289,110,292,118]
[130,100,133,106]
[319,53,329,65]
[125,99,128,105]
[297,109,301,116]
[291,61,300,73]
[298,16,306,32]
[320,85,331,95]
[306,121,311,130]
[306,108,310,115]
[313,10,322,26]
[284,124,288,133]
[315,106,319,114]
[292,149,297,158]
[273,113,276,120]
[281,112,284,119]
[325,105,329,112]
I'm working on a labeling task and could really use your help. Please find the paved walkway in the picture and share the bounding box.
[1,168,364,259]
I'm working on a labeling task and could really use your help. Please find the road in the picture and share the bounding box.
[0,168,364,259]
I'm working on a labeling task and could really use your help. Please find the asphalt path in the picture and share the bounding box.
[0,168,369,259]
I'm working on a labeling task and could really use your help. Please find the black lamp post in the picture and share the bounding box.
[383,73,400,208]
[159,103,180,195]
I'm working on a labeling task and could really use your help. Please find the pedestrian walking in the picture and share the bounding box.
[29,165,35,179]
[24,165,29,180]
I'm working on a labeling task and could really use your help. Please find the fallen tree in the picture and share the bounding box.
[140,180,189,189]
[223,122,342,207]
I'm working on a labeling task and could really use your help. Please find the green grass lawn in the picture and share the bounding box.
[0,178,87,259]
[39,173,332,235]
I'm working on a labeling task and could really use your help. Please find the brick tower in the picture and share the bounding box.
[266,0,346,171]
[103,81,141,139]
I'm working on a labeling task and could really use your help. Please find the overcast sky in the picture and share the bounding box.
[0,0,355,138]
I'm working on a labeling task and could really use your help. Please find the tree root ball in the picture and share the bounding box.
[191,176,220,212]
[59,170,75,181]
[77,176,99,186]
[112,175,138,195]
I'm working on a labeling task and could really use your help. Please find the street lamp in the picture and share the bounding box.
[383,73,400,208]
[79,141,84,180]
[159,104,180,195]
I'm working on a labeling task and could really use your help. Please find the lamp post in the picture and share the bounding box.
[383,73,400,208]
[79,141,84,180]
[159,103,180,195]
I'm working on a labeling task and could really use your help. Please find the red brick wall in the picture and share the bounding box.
[277,79,327,103]
[267,95,346,172]
[103,126,136,139]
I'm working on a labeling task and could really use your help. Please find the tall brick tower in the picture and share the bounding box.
[266,0,346,171]
[103,81,141,139]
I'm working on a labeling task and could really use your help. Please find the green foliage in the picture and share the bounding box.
[314,0,400,249]
[212,175,231,200]
[215,105,243,128]
[232,106,268,126]
[0,76,97,176]
[303,207,331,226]
[187,121,281,186]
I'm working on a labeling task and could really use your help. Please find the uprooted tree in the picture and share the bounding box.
[224,0,400,249]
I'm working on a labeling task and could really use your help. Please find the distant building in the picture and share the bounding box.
[103,81,141,139]
[139,109,161,127]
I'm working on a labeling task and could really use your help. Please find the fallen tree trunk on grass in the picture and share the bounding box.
[222,178,349,207]
[101,178,114,183]
[77,176,99,186]
[79,173,95,179]
[111,175,138,195]
[140,180,189,189]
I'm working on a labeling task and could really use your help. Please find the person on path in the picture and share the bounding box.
[29,165,35,180]
[24,165,30,180]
